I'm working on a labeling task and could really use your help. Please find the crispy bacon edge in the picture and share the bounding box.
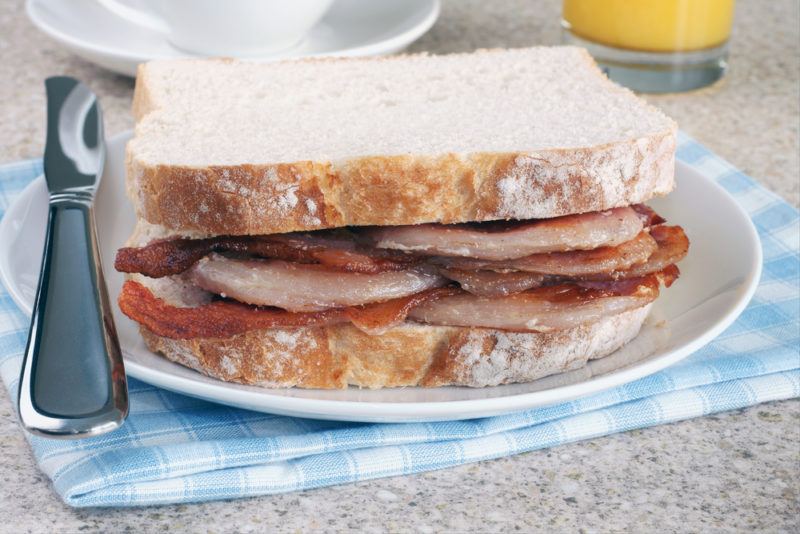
[118,281,457,340]
[632,203,667,227]
[344,287,461,335]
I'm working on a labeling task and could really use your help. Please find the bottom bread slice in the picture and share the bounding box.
[140,303,651,389]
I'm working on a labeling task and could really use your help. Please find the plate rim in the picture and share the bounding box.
[26,0,441,65]
[0,131,763,421]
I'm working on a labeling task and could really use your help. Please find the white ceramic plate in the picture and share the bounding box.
[26,0,440,77]
[0,132,761,422]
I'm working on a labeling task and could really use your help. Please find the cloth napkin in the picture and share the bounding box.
[0,133,797,507]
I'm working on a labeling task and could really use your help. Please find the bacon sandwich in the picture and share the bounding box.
[115,47,689,388]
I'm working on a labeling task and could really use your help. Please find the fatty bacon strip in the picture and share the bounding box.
[119,272,671,340]
[115,232,417,278]
[408,268,678,332]
[432,231,660,276]
[189,256,448,312]
[360,207,645,260]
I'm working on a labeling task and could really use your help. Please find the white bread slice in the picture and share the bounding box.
[127,47,677,238]
[134,274,651,388]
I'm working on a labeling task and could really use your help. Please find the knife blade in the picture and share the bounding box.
[17,76,128,438]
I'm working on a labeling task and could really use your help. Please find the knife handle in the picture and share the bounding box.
[18,196,128,438]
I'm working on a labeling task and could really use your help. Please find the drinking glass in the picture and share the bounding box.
[562,0,736,93]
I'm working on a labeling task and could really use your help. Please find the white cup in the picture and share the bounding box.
[97,0,335,56]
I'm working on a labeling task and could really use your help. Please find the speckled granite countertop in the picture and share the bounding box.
[0,0,798,531]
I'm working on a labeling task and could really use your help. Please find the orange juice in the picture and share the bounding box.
[563,0,736,53]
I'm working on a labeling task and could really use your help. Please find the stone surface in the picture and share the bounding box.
[0,0,798,531]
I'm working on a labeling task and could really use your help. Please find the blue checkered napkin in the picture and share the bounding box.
[0,134,797,507]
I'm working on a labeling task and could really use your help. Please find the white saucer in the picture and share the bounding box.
[26,0,440,77]
[0,132,761,422]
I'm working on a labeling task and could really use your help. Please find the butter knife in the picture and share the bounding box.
[17,77,128,438]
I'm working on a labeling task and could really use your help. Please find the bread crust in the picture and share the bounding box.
[127,136,675,237]
[139,304,651,389]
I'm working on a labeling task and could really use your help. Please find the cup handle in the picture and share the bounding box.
[95,0,169,33]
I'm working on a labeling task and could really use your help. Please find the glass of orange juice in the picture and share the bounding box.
[562,0,736,93]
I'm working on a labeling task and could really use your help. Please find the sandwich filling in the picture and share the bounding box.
[116,205,688,339]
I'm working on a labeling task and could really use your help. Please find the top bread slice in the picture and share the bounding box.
[127,47,677,238]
